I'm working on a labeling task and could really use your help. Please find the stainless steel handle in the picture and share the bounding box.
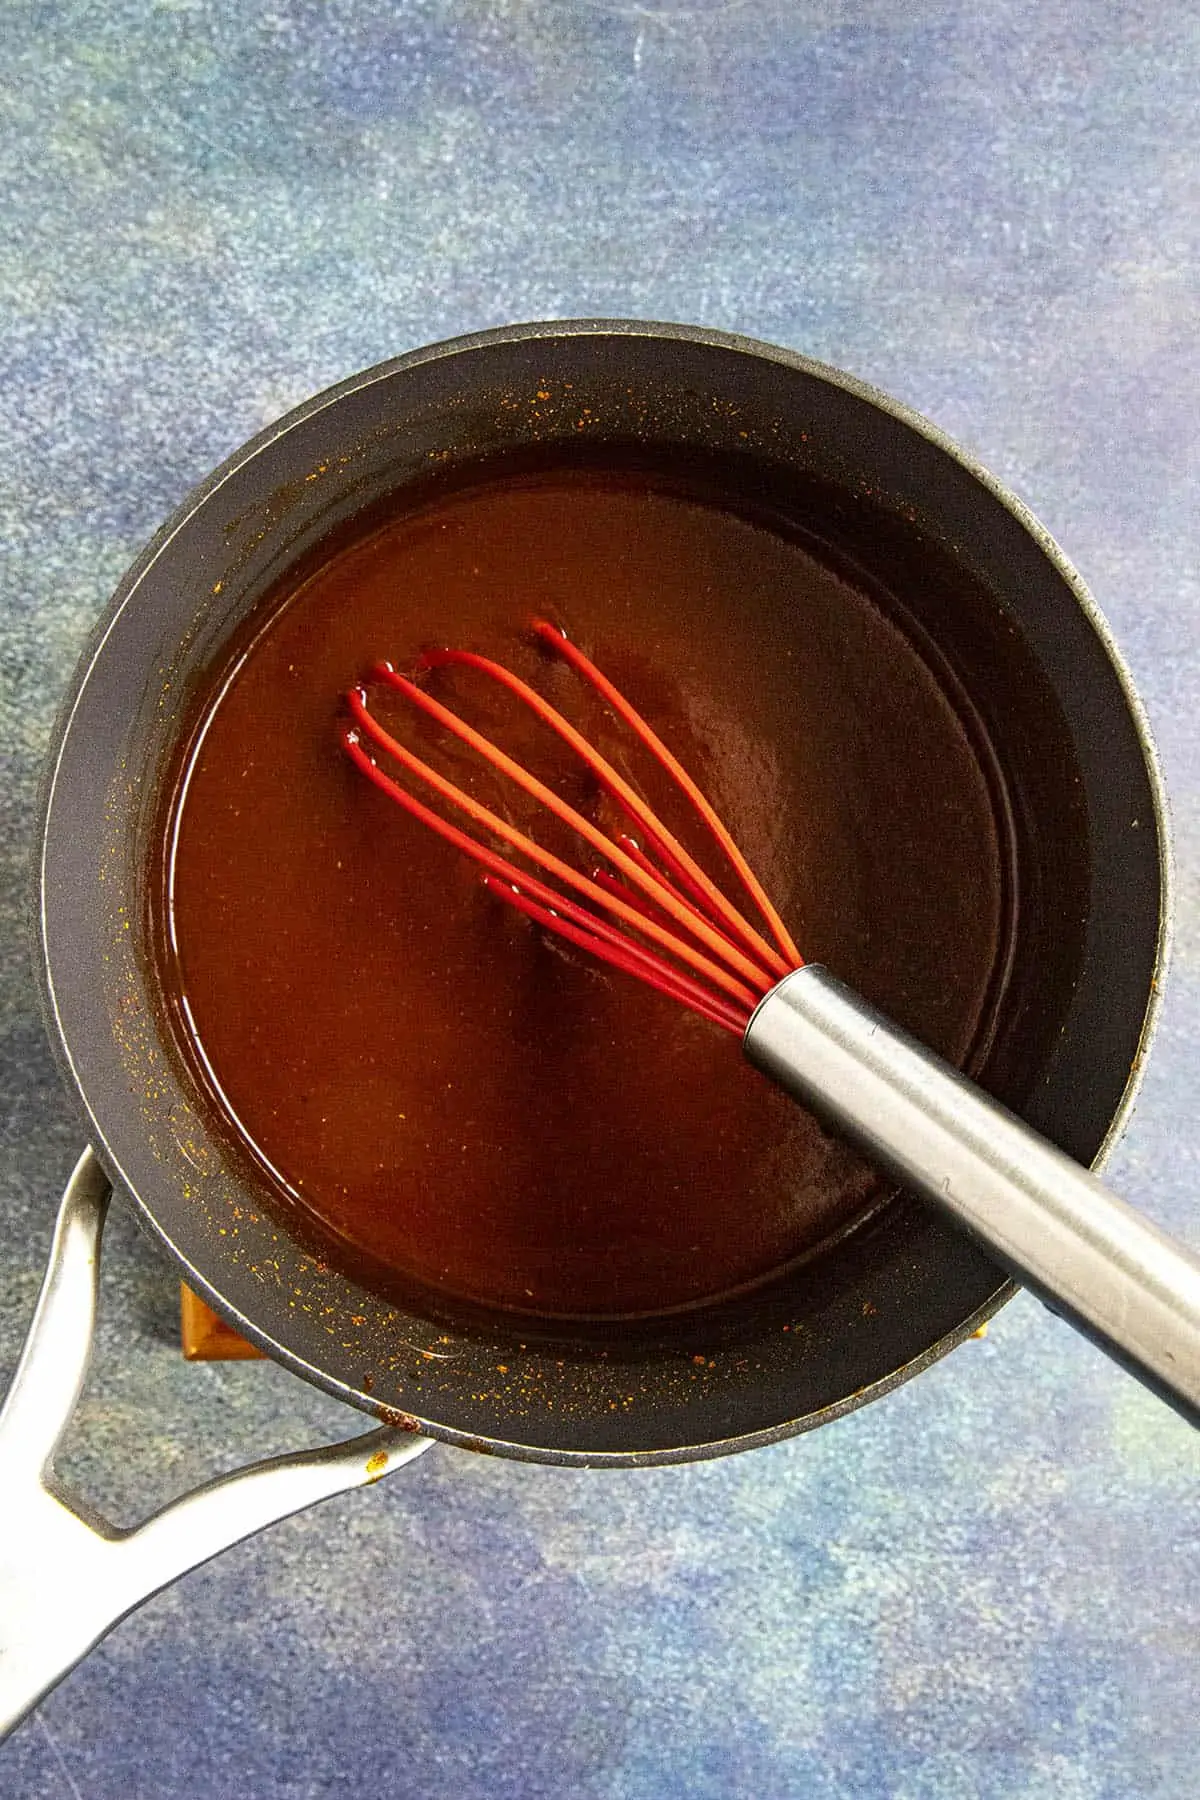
[745,965,1200,1426]
[0,1150,434,1739]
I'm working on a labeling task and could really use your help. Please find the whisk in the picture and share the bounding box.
[343,623,1200,1427]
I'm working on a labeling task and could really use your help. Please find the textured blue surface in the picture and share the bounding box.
[1,2,1198,1795]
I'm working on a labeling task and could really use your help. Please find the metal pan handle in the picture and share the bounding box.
[0,1149,434,1740]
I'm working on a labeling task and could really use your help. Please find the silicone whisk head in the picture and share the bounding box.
[342,621,802,1034]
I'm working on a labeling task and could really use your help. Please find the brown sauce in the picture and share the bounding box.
[152,470,1007,1318]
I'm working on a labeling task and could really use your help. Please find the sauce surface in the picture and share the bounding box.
[155,471,1006,1317]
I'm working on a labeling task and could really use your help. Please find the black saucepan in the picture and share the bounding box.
[36,321,1168,1465]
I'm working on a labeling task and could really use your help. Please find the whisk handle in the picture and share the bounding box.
[744,965,1200,1427]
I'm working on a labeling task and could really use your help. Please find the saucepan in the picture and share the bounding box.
[0,321,1169,1735]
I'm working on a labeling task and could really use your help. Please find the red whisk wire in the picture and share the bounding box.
[479,878,748,1034]
[365,663,773,991]
[343,698,764,1011]
[613,837,726,936]
[343,629,803,1031]
[415,647,791,981]
[532,620,802,968]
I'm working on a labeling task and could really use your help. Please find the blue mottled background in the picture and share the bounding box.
[2,3,1197,1795]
